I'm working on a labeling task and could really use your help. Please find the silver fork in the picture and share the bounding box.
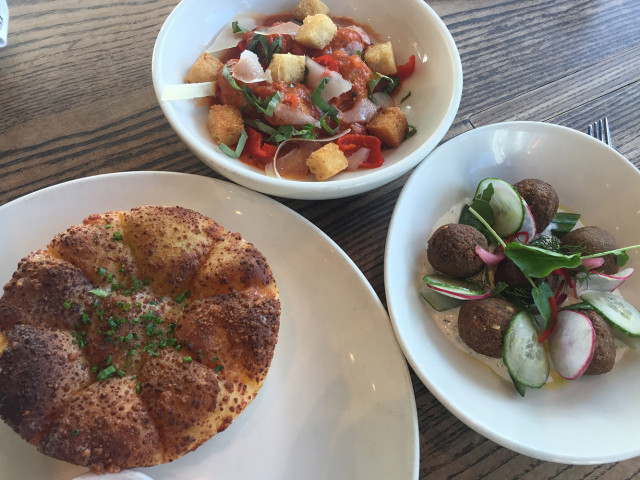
[587,117,612,147]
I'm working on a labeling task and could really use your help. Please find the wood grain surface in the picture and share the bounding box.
[1,0,640,478]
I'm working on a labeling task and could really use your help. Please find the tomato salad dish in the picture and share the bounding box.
[419,177,640,396]
[167,0,417,181]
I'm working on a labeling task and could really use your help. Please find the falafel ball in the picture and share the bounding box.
[457,297,517,358]
[494,257,531,289]
[427,224,488,279]
[582,309,616,375]
[513,178,559,233]
[561,225,619,274]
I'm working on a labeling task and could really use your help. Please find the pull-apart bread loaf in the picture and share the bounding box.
[0,205,280,473]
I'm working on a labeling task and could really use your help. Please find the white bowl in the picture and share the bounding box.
[385,121,640,463]
[152,0,462,199]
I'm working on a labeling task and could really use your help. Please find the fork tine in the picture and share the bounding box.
[601,117,612,147]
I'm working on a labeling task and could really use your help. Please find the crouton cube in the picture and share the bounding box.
[267,53,306,83]
[367,107,408,148]
[365,42,397,75]
[295,14,337,49]
[306,143,348,181]
[185,52,223,83]
[293,0,330,20]
[207,104,244,146]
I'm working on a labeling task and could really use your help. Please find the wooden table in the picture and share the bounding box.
[1,0,639,478]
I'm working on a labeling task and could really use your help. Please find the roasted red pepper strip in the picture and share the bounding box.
[245,127,277,159]
[312,54,339,72]
[538,296,558,343]
[396,54,416,81]
[336,134,384,169]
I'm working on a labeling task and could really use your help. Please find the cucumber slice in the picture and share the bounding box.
[421,274,491,300]
[419,286,464,311]
[474,178,525,236]
[503,311,549,396]
[580,290,640,337]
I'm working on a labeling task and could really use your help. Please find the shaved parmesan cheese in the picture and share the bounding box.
[339,97,379,124]
[346,147,371,170]
[305,56,352,101]
[232,50,267,83]
[256,21,300,36]
[205,17,257,54]
[160,82,216,101]
[273,102,318,127]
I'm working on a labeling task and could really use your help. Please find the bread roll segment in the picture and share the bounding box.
[0,205,280,473]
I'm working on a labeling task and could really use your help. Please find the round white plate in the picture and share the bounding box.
[0,172,418,480]
[385,121,640,464]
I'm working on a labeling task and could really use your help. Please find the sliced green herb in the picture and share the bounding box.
[96,365,117,382]
[400,91,412,103]
[231,20,247,34]
[97,267,107,277]
[89,288,109,298]
[220,128,249,159]
[222,64,281,116]
[113,231,123,242]
[62,300,73,310]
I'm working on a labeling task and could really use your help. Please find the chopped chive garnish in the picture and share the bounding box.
[89,288,109,298]
[404,124,417,140]
[62,300,73,309]
[215,364,224,372]
[71,429,79,436]
[400,91,412,103]
[96,365,116,382]
[183,356,192,363]
[97,267,107,277]
[136,382,141,394]
[117,369,126,378]
[113,231,123,242]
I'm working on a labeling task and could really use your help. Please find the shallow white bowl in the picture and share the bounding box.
[385,121,640,463]
[152,0,462,199]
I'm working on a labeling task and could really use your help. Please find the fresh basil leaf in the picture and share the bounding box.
[319,112,339,135]
[231,21,246,34]
[222,65,280,116]
[404,124,417,140]
[504,242,582,278]
[531,282,554,330]
[219,129,248,159]
[246,33,282,65]
[311,77,339,116]
[367,72,399,95]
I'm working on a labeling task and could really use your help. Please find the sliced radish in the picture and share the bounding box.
[503,311,549,394]
[574,267,634,297]
[475,245,505,266]
[582,257,605,270]
[514,201,536,244]
[474,178,525,236]
[421,274,491,300]
[580,290,640,337]
[548,310,595,380]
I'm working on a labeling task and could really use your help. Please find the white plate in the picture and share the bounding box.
[385,121,640,464]
[0,172,418,480]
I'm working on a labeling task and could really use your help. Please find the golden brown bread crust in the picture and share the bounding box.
[0,205,280,473]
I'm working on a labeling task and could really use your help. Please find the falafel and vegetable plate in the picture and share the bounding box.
[385,122,640,463]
